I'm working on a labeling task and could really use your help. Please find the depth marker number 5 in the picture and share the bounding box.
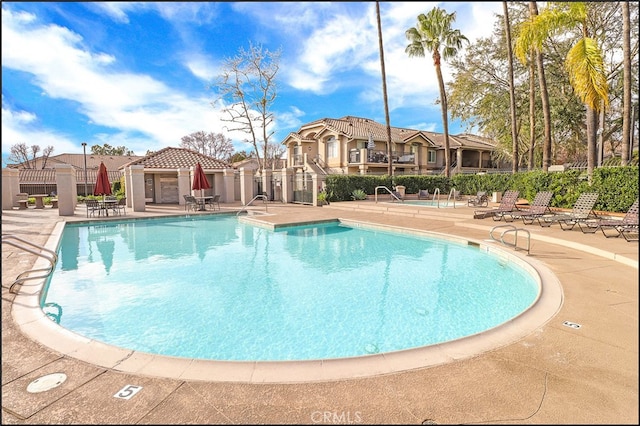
[114,384,143,399]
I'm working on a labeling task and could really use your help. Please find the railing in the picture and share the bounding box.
[374,186,402,203]
[236,194,268,216]
[2,234,58,294]
[432,188,440,207]
[489,224,531,255]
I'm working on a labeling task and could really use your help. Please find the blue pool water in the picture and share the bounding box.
[403,200,466,208]
[43,215,539,361]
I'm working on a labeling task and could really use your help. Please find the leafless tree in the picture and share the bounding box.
[265,142,286,170]
[180,131,234,161]
[8,142,54,168]
[212,42,281,173]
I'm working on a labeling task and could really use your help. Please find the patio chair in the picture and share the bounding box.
[467,191,488,207]
[473,190,519,221]
[111,197,127,216]
[578,198,638,241]
[502,191,553,224]
[417,189,430,200]
[183,195,202,211]
[85,199,104,217]
[538,192,599,230]
[206,194,221,211]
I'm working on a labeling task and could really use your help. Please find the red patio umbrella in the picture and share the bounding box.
[93,161,112,200]
[192,162,210,198]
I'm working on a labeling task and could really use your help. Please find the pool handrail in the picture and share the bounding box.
[374,186,402,203]
[236,194,268,216]
[2,233,58,294]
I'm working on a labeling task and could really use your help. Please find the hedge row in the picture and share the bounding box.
[324,166,639,213]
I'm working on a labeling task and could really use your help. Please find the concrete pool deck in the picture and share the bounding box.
[2,200,638,424]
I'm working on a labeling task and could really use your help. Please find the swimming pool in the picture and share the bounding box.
[402,200,467,208]
[41,215,539,362]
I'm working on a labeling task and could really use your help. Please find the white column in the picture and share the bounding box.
[2,168,20,210]
[54,164,77,216]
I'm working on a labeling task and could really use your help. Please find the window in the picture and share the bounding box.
[428,150,436,163]
[327,137,337,158]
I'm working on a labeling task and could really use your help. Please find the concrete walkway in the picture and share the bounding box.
[2,200,638,424]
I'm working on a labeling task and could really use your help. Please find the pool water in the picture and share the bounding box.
[43,215,539,361]
[403,200,466,208]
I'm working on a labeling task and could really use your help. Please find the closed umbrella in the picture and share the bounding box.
[192,162,211,210]
[93,162,112,201]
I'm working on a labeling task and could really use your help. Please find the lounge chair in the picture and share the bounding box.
[502,191,553,224]
[578,198,638,241]
[467,191,488,207]
[538,192,599,230]
[390,190,403,201]
[418,189,430,200]
[473,190,519,221]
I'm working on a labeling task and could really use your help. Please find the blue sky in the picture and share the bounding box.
[2,2,503,166]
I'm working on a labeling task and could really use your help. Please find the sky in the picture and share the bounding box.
[1,2,504,166]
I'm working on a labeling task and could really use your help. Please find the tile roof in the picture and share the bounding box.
[19,168,123,184]
[125,147,232,170]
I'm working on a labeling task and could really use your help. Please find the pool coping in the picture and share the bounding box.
[11,217,564,384]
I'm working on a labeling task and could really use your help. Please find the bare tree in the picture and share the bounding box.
[8,142,54,168]
[180,131,234,161]
[265,142,286,170]
[213,42,281,173]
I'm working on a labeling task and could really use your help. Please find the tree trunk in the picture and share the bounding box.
[621,1,631,165]
[504,2,519,173]
[435,64,450,177]
[376,1,394,178]
[530,2,552,171]
[528,50,536,170]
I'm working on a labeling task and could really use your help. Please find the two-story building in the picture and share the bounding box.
[281,116,509,176]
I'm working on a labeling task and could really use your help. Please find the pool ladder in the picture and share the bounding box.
[2,234,58,294]
[236,194,268,216]
[489,224,531,255]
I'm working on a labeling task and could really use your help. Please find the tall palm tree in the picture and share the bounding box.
[503,2,519,173]
[515,2,553,172]
[621,1,631,165]
[516,2,609,179]
[376,1,393,177]
[405,7,468,177]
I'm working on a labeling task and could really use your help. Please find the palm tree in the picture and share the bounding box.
[515,2,609,179]
[621,1,631,165]
[515,2,553,172]
[405,7,468,177]
[376,1,393,177]
[503,2,519,173]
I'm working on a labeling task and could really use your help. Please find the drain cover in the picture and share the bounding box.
[27,373,67,393]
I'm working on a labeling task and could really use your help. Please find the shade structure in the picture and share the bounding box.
[93,162,112,198]
[192,162,211,197]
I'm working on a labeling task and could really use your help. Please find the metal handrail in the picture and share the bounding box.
[489,224,531,255]
[432,188,440,207]
[446,188,458,208]
[374,186,401,203]
[2,234,58,293]
[236,194,268,216]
